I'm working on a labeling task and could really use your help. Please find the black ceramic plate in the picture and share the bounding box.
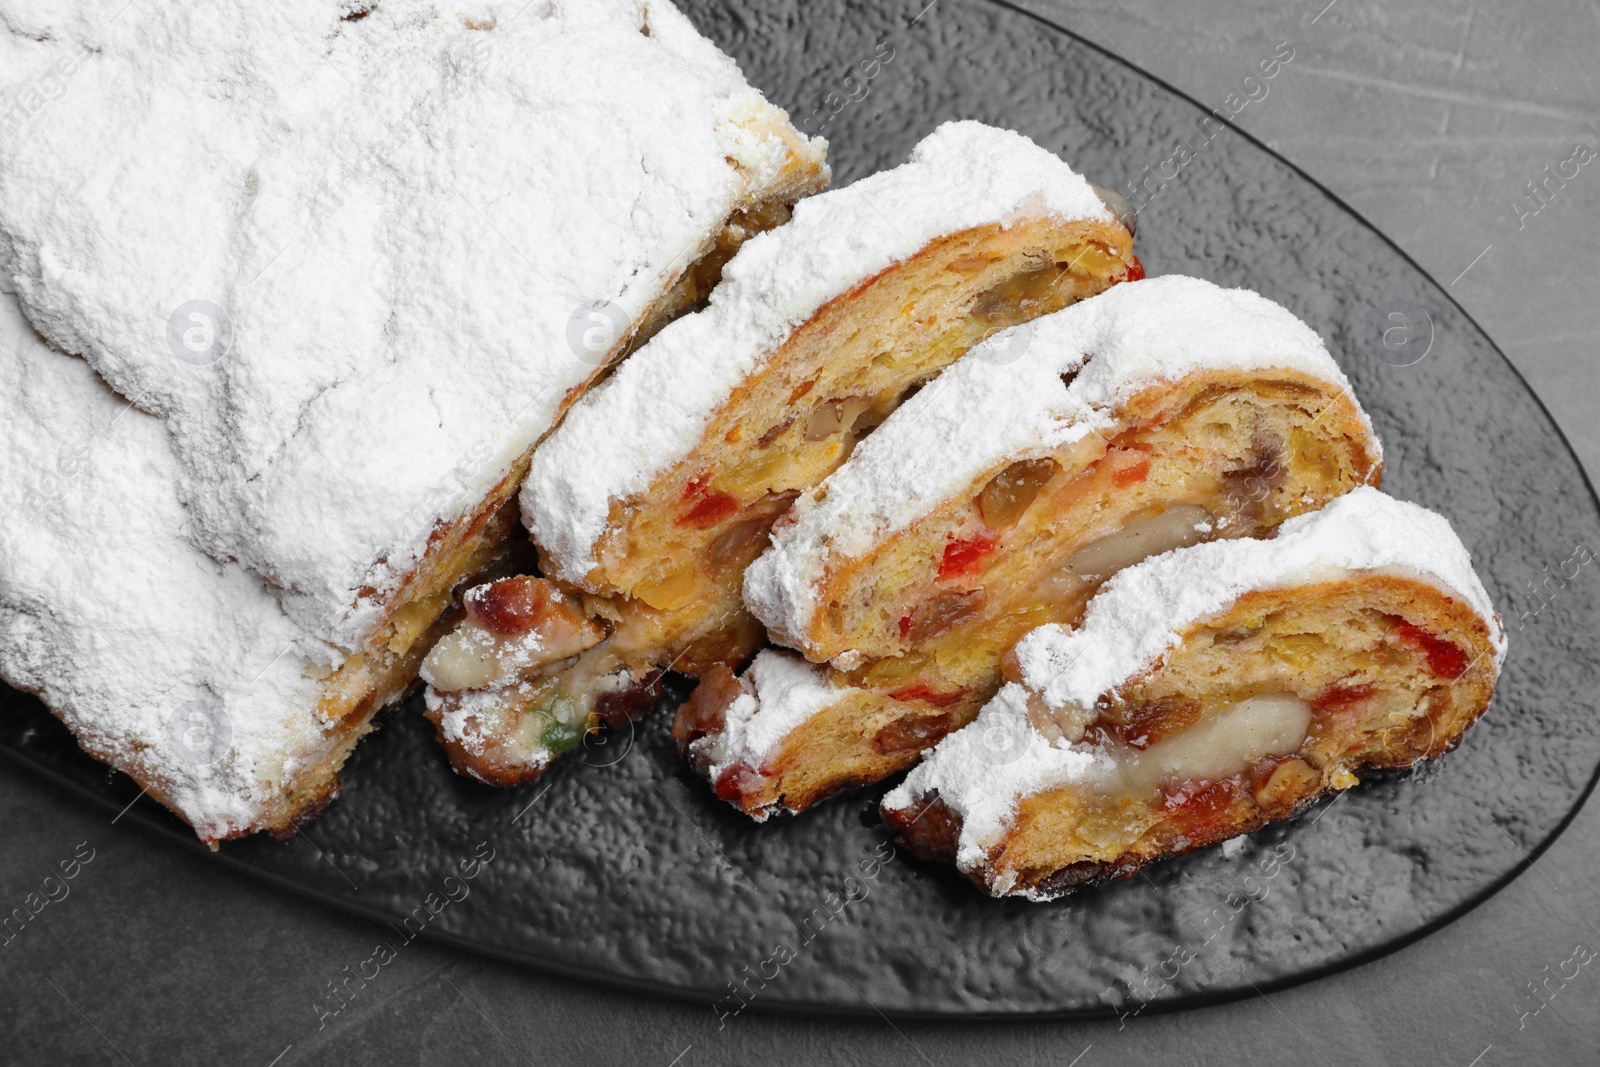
[4,0,1598,1019]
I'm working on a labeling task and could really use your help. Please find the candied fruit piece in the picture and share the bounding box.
[678,489,739,529]
[1159,778,1241,840]
[939,534,997,580]
[1391,618,1469,678]
[1271,632,1328,667]
[886,684,969,708]
[1062,239,1122,275]
[720,447,793,499]
[945,253,1000,273]
[1111,459,1150,487]
[1310,682,1378,714]
[540,719,585,756]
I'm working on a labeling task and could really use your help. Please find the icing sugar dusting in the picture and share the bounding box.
[522,120,1112,585]
[0,0,822,652]
[746,275,1376,646]
[0,291,338,843]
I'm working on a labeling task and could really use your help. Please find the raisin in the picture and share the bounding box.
[466,576,559,637]
[757,417,795,447]
[706,492,796,578]
[873,713,955,754]
[596,670,663,731]
[713,761,762,803]
[1111,694,1201,749]
[884,790,962,864]
[976,458,1059,527]
[901,588,986,643]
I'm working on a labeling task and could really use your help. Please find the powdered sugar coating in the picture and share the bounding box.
[0,291,339,843]
[690,649,859,819]
[882,487,1506,884]
[745,275,1377,646]
[522,120,1112,585]
[0,0,822,652]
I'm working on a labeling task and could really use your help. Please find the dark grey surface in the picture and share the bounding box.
[4,0,1598,1062]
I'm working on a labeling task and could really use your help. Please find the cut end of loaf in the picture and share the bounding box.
[884,570,1501,899]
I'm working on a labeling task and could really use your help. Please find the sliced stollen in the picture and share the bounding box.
[0,293,371,844]
[424,120,1142,784]
[880,487,1506,899]
[0,0,825,835]
[683,276,1383,819]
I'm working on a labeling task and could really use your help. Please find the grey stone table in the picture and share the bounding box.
[3,1,1596,1063]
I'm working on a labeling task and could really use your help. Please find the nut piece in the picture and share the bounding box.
[1330,768,1360,790]
[1251,756,1322,816]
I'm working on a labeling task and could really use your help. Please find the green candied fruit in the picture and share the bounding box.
[540,719,585,756]
[531,691,588,755]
